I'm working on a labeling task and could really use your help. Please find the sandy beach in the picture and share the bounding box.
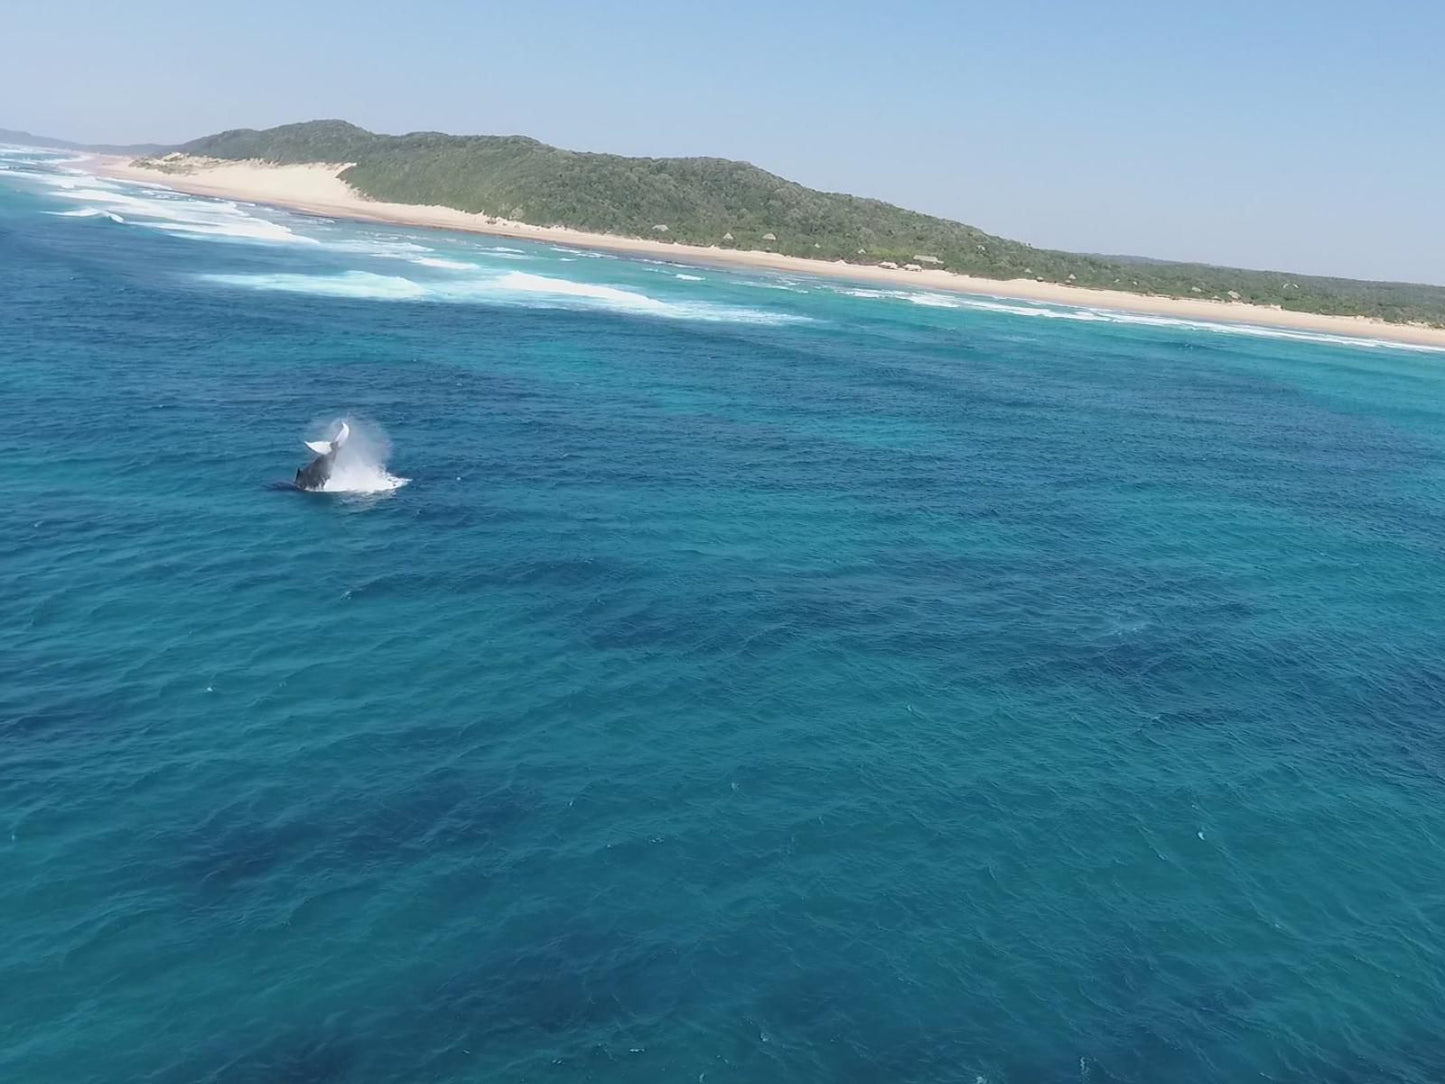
[91,155,1445,349]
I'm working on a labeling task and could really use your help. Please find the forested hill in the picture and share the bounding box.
[171,120,1444,326]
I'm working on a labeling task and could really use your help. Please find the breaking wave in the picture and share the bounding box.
[841,287,1445,353]
[14,170,314,244]
[409,256,480,271]
[200,269,810,325]
[46,207,123,222]
[549,246,614,259]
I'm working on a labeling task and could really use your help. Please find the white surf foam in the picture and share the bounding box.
[840,285,1444,353]
[0,148,69,166]
[738,278,810,293]
[842,287,971,309]
[328,237,432,256]
[409,256,480,271]
[459,270,808,323]
[47,207,124,222]
[144,217,312,243]
[961,298,1108,321]
[41,181,314,244]
[675,273,704,281]
[908,292,963,309]
[208,271,430,300]
[8,162,314,244]
[202,268,809,325]
[1076,308,1445,352]
[549,246,614,259]
[2,169,82,187]
[488,271,675,313]
[942,295,1440,349]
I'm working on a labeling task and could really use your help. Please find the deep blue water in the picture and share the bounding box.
[3,149,1445,1084]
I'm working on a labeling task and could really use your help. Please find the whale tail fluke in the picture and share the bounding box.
[303,421,350,456]
[291,417,405,494]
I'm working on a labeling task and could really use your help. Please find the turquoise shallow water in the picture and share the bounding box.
[3,149,1445,1083]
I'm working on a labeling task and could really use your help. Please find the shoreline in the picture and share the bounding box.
[87,155,1445,350]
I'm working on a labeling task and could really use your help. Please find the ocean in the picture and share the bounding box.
[3,148,1444,1084]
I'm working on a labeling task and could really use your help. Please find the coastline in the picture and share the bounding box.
[89,155,1445,350]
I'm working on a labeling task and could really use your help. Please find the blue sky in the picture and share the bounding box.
[7,0,1443,283]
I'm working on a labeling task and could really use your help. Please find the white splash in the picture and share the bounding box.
[304,416,409,494]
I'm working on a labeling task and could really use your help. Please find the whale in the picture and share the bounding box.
[294,421,349,491]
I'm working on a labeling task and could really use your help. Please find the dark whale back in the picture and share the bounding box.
[295,450,336,491]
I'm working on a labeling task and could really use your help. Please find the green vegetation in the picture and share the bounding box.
[174,120,1445,327]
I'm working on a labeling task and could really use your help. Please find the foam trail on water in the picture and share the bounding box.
[30,178,316,244]
[841,287,1445,353]
[489,271,674,313]
[202,269,811,325]
[409,256,480,271]
[305,416,409,494]
[221,271,429,301]
[328,237,432,257]
[550,246,615,259]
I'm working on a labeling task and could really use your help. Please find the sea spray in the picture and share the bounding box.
[304,415,409,493]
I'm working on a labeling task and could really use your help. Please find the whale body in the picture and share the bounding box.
[294,422,349,491]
